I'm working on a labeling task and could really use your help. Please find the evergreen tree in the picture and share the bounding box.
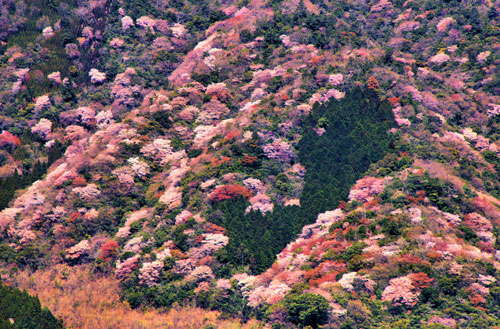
[210,87,397,274]
[0,284,63,329]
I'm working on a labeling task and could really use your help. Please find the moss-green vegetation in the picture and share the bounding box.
[0,284,63,329]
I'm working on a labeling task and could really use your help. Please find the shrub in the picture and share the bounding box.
[283,293,331,328]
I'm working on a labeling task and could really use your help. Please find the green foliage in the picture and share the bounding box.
[211,198,297,274]
[282,293,331,328]
[254,8,338,49]
[335,242,368,262]
[122,281,195,309]
[205,285,253,321]
[266,76,284,93]
[209,88,396,274]
[0,284,63,329]
[402,174,462,213]
[457,225,479,244]
[239,29,253,43]
[478,150,500,198]
[187,148,203,158]
[185,11,228,32]
[298,87,396,225]
[191,70,228,86]
[151,111,173,129]
[437,276,461,296]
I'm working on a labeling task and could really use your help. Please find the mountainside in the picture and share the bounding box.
[0,0,500,328]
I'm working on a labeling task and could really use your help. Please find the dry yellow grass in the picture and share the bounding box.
[12,264,265,329]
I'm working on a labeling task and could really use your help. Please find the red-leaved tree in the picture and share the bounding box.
[207,184,253,202]
[100,241,119,261]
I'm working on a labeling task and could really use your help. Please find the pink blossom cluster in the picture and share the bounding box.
[113,68,136,86]
[349,176,388,203]
[121,16,134,31]
[248,280,291,306]
[31,119,52,140]
[177,105,200,121]
[96,110,114,127]
[47,71,62,85]
[421,92,439,110]
[279,35,297,48]
[65,43,80,59]
[477,51,491,63]
[186,266,214,282]
[429,52,450,64]
[0,208,21,233]
[328,73,343,86]
[316,89,344,103]
[65,239,91,260]
[11,80,22,94]
[138,261,164,286]
[175,210,193,225]
[370,0,392,12]
[60,107,96,127]
[35,95,51,113]
[189,233,229,260]
[436,17,455,32]
[171,23,186,38]
[136,16,156,32]
[110,37,124,48]
[140,138,186,166]
[42,26,54,38]
[396,21,420,33]
[65,125,87,141]
[393,106,411,126]
[246,193,273,213]
[116,208,152,238]
[243,178,266,193]
[300,209,343,239]
[262,139,296,162]
[382,276,419,307]
[487,104,500,118]
[16,228,37,245]
[198,99,230,124]
[112,167,135,188]
[81,26,93,40]
[402,85,422,102]
[205,82,231,102]
[193,124,225,148]
[428,316,456,327]
[124,236,149,253]
[127,157,150,178]
[89,68,106,84]
[174,258,196,275]
[155,246,172,261]
[116,255,140,279]
[72,184,101,200]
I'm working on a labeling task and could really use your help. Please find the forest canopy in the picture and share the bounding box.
[210,87,397,274]
[0,284,63,329]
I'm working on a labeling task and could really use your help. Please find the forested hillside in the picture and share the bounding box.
[0,284,62,329]
[0,0,499,328]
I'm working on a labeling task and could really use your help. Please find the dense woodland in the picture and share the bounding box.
[208,87,397,274]
[0,284,62,329]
